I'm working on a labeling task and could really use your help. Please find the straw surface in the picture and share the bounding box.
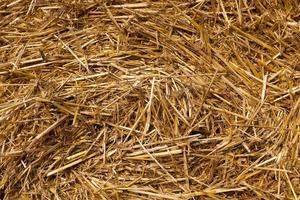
[1,0,300,199]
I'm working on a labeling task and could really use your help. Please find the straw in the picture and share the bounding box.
[1,0,300,199]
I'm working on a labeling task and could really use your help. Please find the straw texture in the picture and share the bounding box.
[1,0,300,199]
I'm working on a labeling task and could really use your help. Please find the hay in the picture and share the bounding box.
[1,0,300,199]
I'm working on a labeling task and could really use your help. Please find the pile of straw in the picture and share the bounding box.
[1,0,300,199]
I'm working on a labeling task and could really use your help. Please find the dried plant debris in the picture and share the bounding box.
[1,0,300,199]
